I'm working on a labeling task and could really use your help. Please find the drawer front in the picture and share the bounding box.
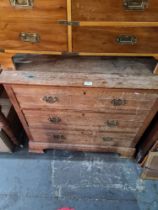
[0,0,66,21]
[14,86,157,112]
[24,110,145,133]
[72,27,158,54]
[72,0,158,22]
[30,128,136,147]
[0,21,67,52]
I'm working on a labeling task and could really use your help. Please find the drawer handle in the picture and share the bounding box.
[102,137,113,142]
[111,98,127,106]
[116,35,137,45]
[49,116,61,124]
[107,120,119,128]
[53,134,65,141]
[20,32,40,43]
[123,0,148,10]
[43,96,59,104]
[10,0,34,8]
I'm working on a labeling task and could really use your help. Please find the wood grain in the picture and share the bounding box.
[12,86,158,112]
[0,53,15,70]
[72,0,158,22]
[73,26,158,54]
[0,0,67,21]
[23,109,146,133]
[30,128,136,148]
[0,21,67,52]
[3,85,33,141]
[29,141,136,157]
[0,71,158,89]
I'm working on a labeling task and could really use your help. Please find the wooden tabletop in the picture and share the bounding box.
[0,55,158,90]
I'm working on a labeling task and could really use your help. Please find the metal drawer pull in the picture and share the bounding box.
[49,116,61,124]
[123,0,148,10]
[10,0,34,8]
[117,35,137,45]
[102,137,113,142]
[20,32,40,43]
[43,96,58,104]
[111,98,127,106]
[107,120,119,128]
[53,134,65,140]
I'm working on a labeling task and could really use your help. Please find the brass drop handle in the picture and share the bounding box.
[20,32,40,43]
[48,116,61,124]
[111,98,127,106]
[10,0,34,8]
[107,120,119,128]
[116,35,137,45]
[53,134,65,141]
[43,96,59,104]
[123,0,148,10]
[102,137,113,142]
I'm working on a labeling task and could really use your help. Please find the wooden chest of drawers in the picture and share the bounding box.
[0,56,158,157]
[0,0,158,74]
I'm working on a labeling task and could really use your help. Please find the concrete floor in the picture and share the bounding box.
[0,150,158,210]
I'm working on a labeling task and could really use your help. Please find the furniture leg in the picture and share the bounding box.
[154,57,158,75]
[0,106,18,145]
[0,53,16,70]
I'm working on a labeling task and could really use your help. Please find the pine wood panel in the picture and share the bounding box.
[13,86,157,112]
[0,21,67,52]
[72,0,158,22]
[0,0,67,21]
[30,128,137,148]
[72,27,158,54]
[23,110,146,133]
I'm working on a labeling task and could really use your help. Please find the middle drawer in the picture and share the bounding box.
[23,110,145,133]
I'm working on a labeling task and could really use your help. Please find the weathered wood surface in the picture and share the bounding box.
[13,85,157,111]
[30,128,136,148]
[1,70,158,89]
[29,141,136,157]
[1,56,158,155]
[23,109,146,133]
[0,56,158,89]
[14,55,157,74]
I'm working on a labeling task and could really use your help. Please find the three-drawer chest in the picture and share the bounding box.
[0,56,158,157]
[0,0,158,74]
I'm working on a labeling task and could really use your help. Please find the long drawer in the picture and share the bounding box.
[24,110,145,133]
[0,0,67,21]
[30,128,136,148]
[72,26,158,54]
[0,21,67,52]
[13,86,157,112]
[72,0,158,22]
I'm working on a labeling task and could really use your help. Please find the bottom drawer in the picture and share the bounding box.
[30,128,136,148]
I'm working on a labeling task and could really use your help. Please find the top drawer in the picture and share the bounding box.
[72,0,158,22]
[13,86,158,113]
[0,0,67,21]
